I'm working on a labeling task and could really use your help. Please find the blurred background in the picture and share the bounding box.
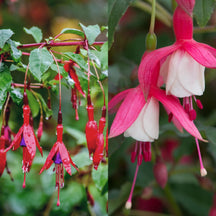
[109,1,216,216]
[0,0,107,216]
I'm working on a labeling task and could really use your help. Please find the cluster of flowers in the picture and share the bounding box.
[0,54,107,206]
[109,0,216,209]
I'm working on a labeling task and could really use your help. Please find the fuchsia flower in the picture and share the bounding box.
[109,83,206,208]
[139,0,216,101]
[40,119,79,206]
[5,93,43,187]
[136,0,212,177]
[85,93,106,169]
[0,128,6,177]
[109,85,203,142]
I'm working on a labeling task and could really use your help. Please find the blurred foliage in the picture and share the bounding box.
[109,0,216,216]
[0,0,107,216]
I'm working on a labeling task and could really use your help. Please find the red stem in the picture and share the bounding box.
[18,41,104,49]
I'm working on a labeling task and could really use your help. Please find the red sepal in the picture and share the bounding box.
[93,133,104,170]
[64,63,85,97]
[86,121,98,155]
[0,136,6,176]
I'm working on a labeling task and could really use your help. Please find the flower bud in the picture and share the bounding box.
[145,33,157,51]
[153,157,168,188]
[93,133,104,170]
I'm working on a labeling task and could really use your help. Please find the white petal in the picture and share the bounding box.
[162,50,205,97]
[143,98,159,139]
[178,52,205,96]
[124,98,159,142]
[124,106,153,142]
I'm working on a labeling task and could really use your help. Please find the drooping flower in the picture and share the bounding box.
[85,94,98,159]
[40,122,79,206]
[138,0,216,101]
[4,92,43,187]
[93,105,106,170]
[0,128,6,177]
[109,84,206,208]
[109,85,203,142]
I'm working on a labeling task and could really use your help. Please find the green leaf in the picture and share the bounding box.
[64,52,88,72]
[0,29,14,48]
[108,0,134,49]
[29,48,54,81]
[72,148,92,169]
[64,127,86,145]
[0,65,12,111]
[51,182,86,213]
[92,163,108,191]
[26,89,40,117]
[80,23,101,45]
[34,93,53,120]
[194,0,215,27]
[24,26,43,43]
[7,39,22,61]
[9,87,23,104]
[172,183,213,216]
[60,28,85,38]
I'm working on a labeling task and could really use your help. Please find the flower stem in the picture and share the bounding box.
[132,0,172,27]
[91,60,106,106]
[24,64,29,93]
[149,0,156,34]
[2,93,10,126]
[49,50,62,111]
[18,41,104,49]
[163,185,182,216]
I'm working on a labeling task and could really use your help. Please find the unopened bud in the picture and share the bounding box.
[153,158,168,188]
[145,33,157,51]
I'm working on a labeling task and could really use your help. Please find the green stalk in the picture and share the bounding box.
[163,185,182,216]
[149,0,156,33]
[132,0,172,27]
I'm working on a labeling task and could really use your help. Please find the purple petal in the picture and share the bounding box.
[53,152,62,164]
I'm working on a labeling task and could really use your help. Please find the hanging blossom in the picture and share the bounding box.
[54,60,85,120]
[40,112,79,206]
[109,83,205,209]
[0,127,6,177]
[138,0,216,101]
[4,92,43,187]
[85,93,106,169]
[137,0,213,177]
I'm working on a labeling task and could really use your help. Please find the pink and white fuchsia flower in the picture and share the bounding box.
[109,83,206,208]
[137,0,215,177]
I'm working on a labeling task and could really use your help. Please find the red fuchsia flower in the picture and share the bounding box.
[93,105,106,170]
[4,92,43,187]
[37,117,43,142]
[40,117,79,206]
[85,94,98,159]
[0,128,6,177]
[109,84,205,209]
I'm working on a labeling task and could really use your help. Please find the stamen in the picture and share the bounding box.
[193,96,203,109]
[189,109,196,121]
[75,109,79,121]
[137,142,142,166]
[23,172,26,188]
[143,142,151,162]
[184,97,190,114]
[131,141,138,163]
[125,162,139,210]
[195,138,207,177]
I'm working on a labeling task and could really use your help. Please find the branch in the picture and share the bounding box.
[18,41,105,49]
